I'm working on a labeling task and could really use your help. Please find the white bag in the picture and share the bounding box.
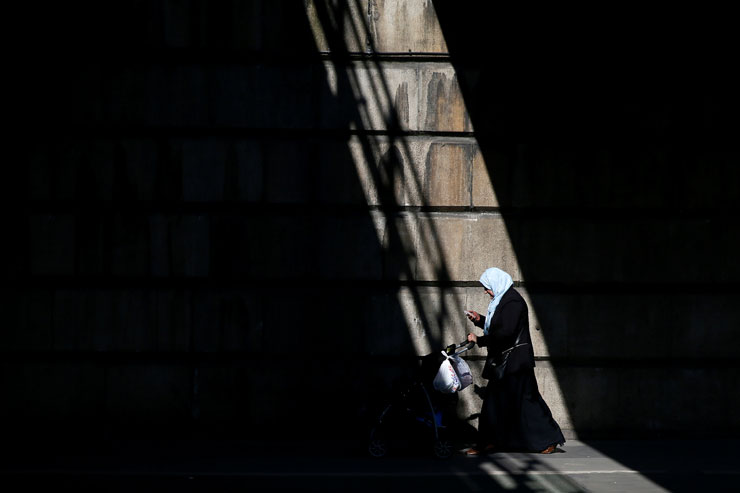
[433,351,474,394]
[449,354,473,391]
[433,356,461,393]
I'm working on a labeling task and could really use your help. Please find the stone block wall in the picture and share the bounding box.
[4,0,740,444]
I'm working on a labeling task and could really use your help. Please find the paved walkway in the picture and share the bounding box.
[2,439,738,491]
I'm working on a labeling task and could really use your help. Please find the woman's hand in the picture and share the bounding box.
[467,333,478,344]
[465,310,480,323]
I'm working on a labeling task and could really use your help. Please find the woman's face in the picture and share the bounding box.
[484,288,494,299]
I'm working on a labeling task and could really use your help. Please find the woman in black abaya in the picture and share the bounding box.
[464,267,565,455]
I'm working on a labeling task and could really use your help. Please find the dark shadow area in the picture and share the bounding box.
[433,2,740,490]
[6,1,739,490]
[2,0,476,460]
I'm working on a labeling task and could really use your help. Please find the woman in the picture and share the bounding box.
[464,267,565,455]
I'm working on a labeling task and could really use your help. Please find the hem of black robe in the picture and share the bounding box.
[477,369,566,453]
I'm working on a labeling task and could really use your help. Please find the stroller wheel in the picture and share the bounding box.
[433,439,453,459]
[368,437,388,458]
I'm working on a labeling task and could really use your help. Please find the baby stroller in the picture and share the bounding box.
[367,340,474,458]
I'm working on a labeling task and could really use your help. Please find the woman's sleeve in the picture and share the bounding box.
[476,334,490,347]
[473,315,488,346]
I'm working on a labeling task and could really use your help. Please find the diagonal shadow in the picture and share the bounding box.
[5,0,481,454]
[11,5,739,491]
[306,0,483,445]
[309,0,464,354]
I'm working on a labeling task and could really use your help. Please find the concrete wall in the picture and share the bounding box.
[4,0,740,445]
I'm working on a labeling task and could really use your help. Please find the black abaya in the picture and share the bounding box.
[478,369,565,451]
[474,286,565,452]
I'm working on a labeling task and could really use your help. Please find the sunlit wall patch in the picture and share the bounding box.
[303,1,571,439]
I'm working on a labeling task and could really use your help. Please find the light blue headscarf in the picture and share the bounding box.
[479,267,514,335]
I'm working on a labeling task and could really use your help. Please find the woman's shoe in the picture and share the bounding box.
[465,444,495,456]
[539,444,557,454]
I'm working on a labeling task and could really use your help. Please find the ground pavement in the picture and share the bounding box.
[2,439,738,492]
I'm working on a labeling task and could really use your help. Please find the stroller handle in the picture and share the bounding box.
[445,340,475,355]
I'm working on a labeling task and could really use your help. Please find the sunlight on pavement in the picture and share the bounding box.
[476,441,671,492]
